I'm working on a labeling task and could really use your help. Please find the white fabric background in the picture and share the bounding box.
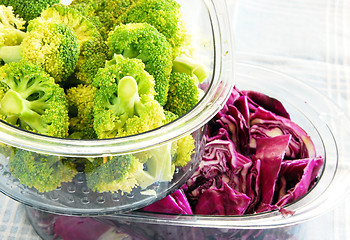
[0,0,349,239]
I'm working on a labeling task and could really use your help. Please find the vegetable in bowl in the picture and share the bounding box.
[141,86,324,216]
[0,0,209,195]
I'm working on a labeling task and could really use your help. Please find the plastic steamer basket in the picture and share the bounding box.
[0,0,235,216]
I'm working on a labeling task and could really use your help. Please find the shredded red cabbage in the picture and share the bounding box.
[143,86,323,216]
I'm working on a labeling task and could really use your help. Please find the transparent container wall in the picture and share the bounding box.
[0,0,234,215]
[25,206,301,240]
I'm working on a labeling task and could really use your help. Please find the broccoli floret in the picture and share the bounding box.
[0,5,26,63]
[69,0,136,39]
[23,18,80,82]
[1,18,81,83]
[0,0,60,23]
[0,61,69,138]
[143,143,174,182]
[163,110,178,124]
[108,22,173,106]
[93,54,165,139]
[135,137,195,185]
[68,1,108,40]
[66,84,97,139]
[8,149,77,192]
[85,154,145,193]
[164,72,200,117]
[0,142,14,160]
[116,0,189,56]
[39,4,108,85]
[171,134,195,167]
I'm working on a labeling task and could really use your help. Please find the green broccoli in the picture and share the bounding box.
[0,5,26,63]
[8,148,77,192]
[0,0,202,196]
[0,142,14,160]
[0,61,69,138]
[107,22,173,106]
[69,0,136,39]
[1,18,81,83]
[0,0,60,23]
[39,4,108,85]
[143,143,174,182]
[164,72,201,117]
[163,110,178,124]
[172,55,209,84]
[66,84,97,139]
[162,110,196,168]
[86,144,181,194]
[171,134,195,167]
[135,136,195,185]
[93,54,165,139]
[85,154,145,193]
[115,0,189,56]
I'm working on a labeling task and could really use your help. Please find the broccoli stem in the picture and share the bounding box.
[1,89,46,133]
[20,109,47,134]
[145,143,173,182]
[14,29,26,42]
[117,75,139,117]
[0,45,22,63]
[0,89,24,116]
[172,56,208,83]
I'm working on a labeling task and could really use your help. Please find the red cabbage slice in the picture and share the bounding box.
[254,135,291,208]
[275,156,324,207]
[216,98,250,153]
[241,90,291,119]
[141,189,193,214]
[250,108,316,159]
[54,216,111,240]
[194,183,251,215]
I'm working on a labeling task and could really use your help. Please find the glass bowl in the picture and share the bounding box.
[25,63,350,240]
[0,0,234,215]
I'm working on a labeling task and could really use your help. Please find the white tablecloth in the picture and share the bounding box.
[1,0,350,239]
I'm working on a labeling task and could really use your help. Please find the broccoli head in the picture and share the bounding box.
[66,84,97,139]
[93,54,165,139]
[0,61,69,138]
[0,5,26,63]
[171,134,195,167]
[69,0,136,39]
[85,154,144,193]
[8,149,77,192]
[39,4,108,85]
[164,72,201,117]
[1,18,81,83]
[108,22,173,106]
[0,0,60,23]
[116,0,189,56]
[1,11,81,83]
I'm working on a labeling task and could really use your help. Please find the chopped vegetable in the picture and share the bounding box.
[143,86,324,216]
[0,1,200,194]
